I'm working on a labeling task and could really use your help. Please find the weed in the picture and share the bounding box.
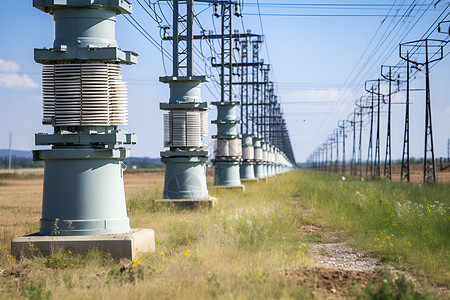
[43,256,65,269]
[62,275,73,289]
[23,280,51,300]
[353,272,435,300]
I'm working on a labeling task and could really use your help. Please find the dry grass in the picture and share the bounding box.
[0,170,446,299]
[0,171,315,299]
[321,163,450,184]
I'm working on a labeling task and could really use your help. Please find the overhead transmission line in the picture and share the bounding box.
[308,0,441,144]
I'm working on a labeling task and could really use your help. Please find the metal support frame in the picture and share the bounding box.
[400,39,445,183]
[338,120,347,175]
[401,54,411,182]
[381,66,396,180]
[160,0,211,200]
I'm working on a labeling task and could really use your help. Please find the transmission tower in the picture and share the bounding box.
[400,39,445,183]
[338,120,347,175]
[350,113,357,176]
[400,53,412,182]
[381,65,399,181]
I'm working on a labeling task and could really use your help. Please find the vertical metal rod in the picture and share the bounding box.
[187,0,193,77]
[336,130,339,173]
[375,79,381,177]
[342,123,346,175]
[172,0,179,77]
[401,53,410,182]
[329,138,333,173]
[384,67,392,180]
[352,113,356,176]
[359,99,363,178]
[8,132,12,173]
[424,39,436,183]
[220,4,225,102]
[447,139,450,163]
[367,90,374,177]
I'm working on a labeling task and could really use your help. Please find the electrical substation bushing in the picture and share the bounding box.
[253,135,265,178]
[268,144,275,177]
[211,101,242,187]
[160,76,211,200]
[274,147,281,175]
[31,0,140,236]
[240,134,255,179]
[262,141,269,178]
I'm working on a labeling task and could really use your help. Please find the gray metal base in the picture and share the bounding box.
[155,196,216,208]
[36,149,131,236]
[210,185,245,192]
[213,160,241,186]
[161,152,209,200]
[11,229,155,260]
[254,161,265,178]
[240,161,255,179]
[241,178,259,183]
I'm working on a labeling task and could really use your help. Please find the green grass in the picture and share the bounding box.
[0,170,446,299]
[291,170,449,286]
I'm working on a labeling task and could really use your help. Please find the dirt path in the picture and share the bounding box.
[287,210,449,299]
[287,223,384,298]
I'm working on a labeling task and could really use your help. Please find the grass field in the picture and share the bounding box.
[0,169,448,299]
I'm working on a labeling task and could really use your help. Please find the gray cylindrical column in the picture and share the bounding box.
[39,151,129,235]
[240,134,255,179]
[212,102,242,186]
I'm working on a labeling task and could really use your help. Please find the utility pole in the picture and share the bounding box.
[401,53,411,182]
[365,86,375,177]
[358,98,363,178]
[381,65,397,181]
[339,120,347,175]
[351,112,357,176]
[400,39,445,183]
[329,135,334,174]
[375,79,381,177]
[335,129,339,174]
[8,132,12,173]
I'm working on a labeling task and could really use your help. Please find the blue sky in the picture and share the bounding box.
[0,1,449,163]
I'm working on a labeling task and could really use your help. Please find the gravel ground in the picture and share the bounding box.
[309,242,379,272]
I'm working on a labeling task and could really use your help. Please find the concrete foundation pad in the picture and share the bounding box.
[210,185,245,192]
[155,196,217,208]
[241,178,259,183]
[11,228,155,260]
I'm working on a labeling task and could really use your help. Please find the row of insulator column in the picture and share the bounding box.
[240,134,294,181]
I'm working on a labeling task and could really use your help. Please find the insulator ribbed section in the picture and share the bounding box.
[163,113,170,147]
[201,110,208,137]
[41,63,128,126]
[254,148,263,160]
[242,146,254,160]
[269,152,275,163]
[263,151,268,162]
[215,139,242,157]
[164,110,205,147]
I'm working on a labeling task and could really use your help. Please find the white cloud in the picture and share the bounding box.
[435,106,450,122]
[0,59,38,89]
[0,59,21,73]
[445,106,450,115]
[281,89,341,103]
